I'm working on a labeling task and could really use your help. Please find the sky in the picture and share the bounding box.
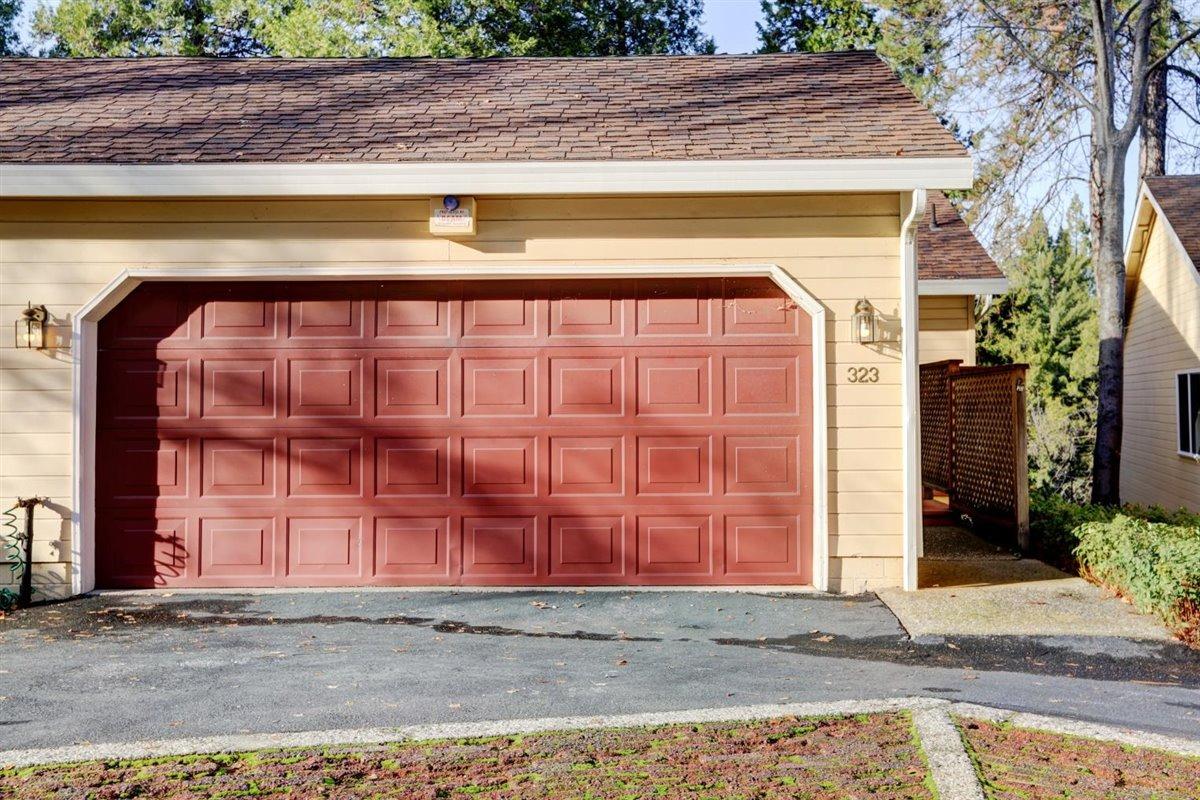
[702,0,765,53]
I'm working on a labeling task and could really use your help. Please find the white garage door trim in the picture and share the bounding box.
[71,263,830,594]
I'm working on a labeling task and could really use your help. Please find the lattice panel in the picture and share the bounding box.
[950,367,1027,535]
[919,361,959,493]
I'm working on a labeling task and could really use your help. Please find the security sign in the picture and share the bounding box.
[429,195,476,236]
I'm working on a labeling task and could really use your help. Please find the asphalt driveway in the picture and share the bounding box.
[1,589,1198,750]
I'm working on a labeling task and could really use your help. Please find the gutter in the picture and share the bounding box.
[0,157,974,198]
[900,189,928,592]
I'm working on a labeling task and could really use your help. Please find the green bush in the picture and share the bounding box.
[1073,515,1200,645]
[1029,490,1200,570]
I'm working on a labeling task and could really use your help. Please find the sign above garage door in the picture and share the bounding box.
[96,279,813,588]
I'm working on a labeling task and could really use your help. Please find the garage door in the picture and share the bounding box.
[96,279,812,588]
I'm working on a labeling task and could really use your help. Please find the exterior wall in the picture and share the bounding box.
[0,193,907,596]
[1120,212,1200,512]
[918,295,976,365]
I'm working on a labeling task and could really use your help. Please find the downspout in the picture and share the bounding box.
[900,190,928,592]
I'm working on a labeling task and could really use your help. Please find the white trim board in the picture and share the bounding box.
[70,263,832,595]
[918,278,1008,296]
[4,158,973,198]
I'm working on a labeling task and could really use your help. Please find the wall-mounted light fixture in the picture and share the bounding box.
[852,299,878,344]
[15,303,47,350]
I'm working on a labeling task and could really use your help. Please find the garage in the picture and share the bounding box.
[95,278,813,588]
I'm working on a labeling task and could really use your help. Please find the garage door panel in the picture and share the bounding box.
[287,297,366,343]
[98,279,812,588]
[200,437,277,498]
[636,355,712,416]
[375,356,450,418]
[376,436,451,497]
[287,357,364,419]
[637,435,712,496]
[550,435,625,496]
[724,514,799,576]
[463,436,538,497]
[198,516,276,581]
[102,357,190,422]
[462,516,537,578]
[99,434,190,500]
[462,355,537,417]
[376,289,454,341]
[285,516,363,582]
[101,516,186,586]
[550,515,626,577]
[200,357,277,420]
[201,297,280,342]
[287,437,363,498]
[549,354,625,417]
[374,516,452,578]
[637,514,715,576]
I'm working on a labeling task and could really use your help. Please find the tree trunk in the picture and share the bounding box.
[1089,137,1128,505]
[1139,59,1168,179]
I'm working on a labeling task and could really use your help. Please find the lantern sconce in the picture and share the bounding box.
[15,303,48,350]
[852,299,878,345]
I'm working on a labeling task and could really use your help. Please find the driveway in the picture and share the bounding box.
[1,589,1198,749]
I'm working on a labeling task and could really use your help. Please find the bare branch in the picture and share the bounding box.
[978,0,1098,114]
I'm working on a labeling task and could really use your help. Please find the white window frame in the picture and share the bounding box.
[1177,369,1200,460]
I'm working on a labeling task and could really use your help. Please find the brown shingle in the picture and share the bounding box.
[1146,175,1200,273]
[916,191,1002,282]
[0,53,966,164]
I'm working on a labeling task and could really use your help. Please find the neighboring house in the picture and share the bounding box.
[0,52,1001,598]
[1121,175,1200,512]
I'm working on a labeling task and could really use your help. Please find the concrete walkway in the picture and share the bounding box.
[877,526,1171,641]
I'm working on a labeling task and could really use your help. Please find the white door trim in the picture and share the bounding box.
[71,263,830,594]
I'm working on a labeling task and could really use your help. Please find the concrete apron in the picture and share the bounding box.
[4,696,1200,800]
[878,526,1171,641]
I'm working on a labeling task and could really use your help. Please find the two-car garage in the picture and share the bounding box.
[95,277,813,588]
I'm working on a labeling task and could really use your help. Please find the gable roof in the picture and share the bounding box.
[1124,175,1200,316]
[0,53,966,164]
[916,191,1004,292]
[1145,175,1200,271]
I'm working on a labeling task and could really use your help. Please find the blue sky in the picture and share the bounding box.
[702,0,765,53]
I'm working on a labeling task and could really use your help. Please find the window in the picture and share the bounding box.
[1178,371,1200,457]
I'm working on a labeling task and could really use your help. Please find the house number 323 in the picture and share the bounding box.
[847,367,879,383]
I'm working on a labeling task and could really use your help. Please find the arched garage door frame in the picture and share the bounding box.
[71,264,829,593]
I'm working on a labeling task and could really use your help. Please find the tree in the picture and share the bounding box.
[1,0,23,55]
[756,0,877,54]
[482,0,714,56]
[34,0,713,57]
[879,1,1199,505]
[978,203,1098,500]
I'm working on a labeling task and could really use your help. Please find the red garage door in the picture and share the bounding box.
[96,279,812,588]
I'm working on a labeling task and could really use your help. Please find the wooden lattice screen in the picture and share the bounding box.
[920,361,1030,550]
[919,360,960,494]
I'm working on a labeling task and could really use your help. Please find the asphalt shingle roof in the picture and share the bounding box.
[0,52,967,164]
[916,192,1002,282]
[1146,175,1200,273]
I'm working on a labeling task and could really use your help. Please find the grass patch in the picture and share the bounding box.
[1,713,935,799]
[957,716,1200,799]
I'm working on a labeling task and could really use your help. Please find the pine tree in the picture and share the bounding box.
[33,0,713,57]
[1,0,23,55]
[756,0,878,54]
[977,201,1098,500]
